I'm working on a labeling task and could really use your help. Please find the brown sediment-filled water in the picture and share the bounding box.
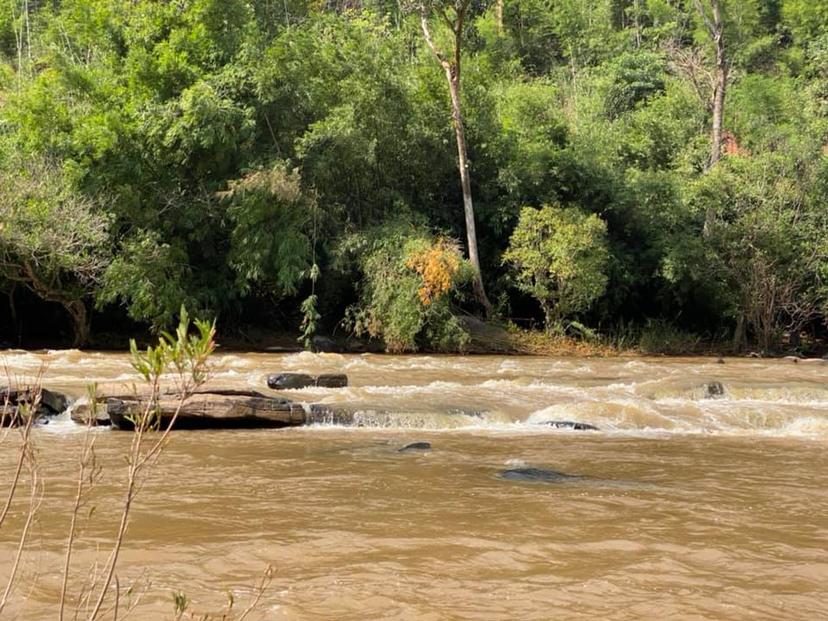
[1,350,827,619]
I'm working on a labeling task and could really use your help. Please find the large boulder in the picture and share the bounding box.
[311,335,341,353]
[267,373,315,389]
[1,386,71,426]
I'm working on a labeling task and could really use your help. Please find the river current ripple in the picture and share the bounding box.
[1,351,826,619]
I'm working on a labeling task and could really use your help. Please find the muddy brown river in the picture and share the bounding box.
[1,350,827,619]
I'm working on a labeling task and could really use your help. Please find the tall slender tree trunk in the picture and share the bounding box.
[709,1,726,168]
[445,69,492,315]
[632,0,642,48]
[420,10,493,316]
[495,0,504,34]
[695,0,727,236]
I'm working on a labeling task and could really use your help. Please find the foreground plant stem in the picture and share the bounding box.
[86,309,215,620]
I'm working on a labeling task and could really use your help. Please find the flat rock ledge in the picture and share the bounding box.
[70,390,366,430]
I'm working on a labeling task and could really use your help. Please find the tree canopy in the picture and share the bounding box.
[1,0,827,352]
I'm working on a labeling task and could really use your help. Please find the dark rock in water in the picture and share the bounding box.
[1,386,71,426]
[311,335,341,353]
[342,337,386,353]
[316,373,348,388]
[267,373,316,390]
[267,372,348,390]
[716,357,725,364]
[500,468,583,483]
[704,381,725,399]
[447,408,485,418]
[40,388,70,414]
[540,421,599,431]
[399,441,432,452]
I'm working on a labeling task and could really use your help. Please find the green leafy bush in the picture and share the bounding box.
[503,205,609,333]
[342,224,471,352]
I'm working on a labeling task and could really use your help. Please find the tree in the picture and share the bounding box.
[416,0,493,315]
[686,156,828,351]
[503,205,609,332]
[223,165,313,298]
[693,0,727,173]
[0,159,110,346]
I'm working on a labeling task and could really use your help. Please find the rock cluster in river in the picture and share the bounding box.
[6,368,724,433]
[1,386,70,426]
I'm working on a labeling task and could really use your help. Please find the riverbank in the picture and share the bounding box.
[3,317,820,359]
[214,320,823,360]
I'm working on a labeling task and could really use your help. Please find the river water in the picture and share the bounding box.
[1,350,827,619]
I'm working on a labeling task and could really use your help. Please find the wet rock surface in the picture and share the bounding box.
[499,467,585,483]
[399,441,432,452]
[105,392,302,430]
[267,373,349,390]
[705,381,725,399]
[539,421,599,431]
[69,396,112,426]
[1,386,71,426]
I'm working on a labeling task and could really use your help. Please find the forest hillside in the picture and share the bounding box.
[1,0,827,353]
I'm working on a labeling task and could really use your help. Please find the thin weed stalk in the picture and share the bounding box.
[59,385,103,621]
[86,308,215,620]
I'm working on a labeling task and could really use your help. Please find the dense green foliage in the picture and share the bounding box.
[341,224,472,352]
[1,0,827,352]
[504,205,609,332]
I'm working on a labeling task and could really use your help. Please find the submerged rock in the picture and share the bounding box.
[499,467,584,483]
[539,421,599,431]
[399,441,432,452]
[704,381,725,399]
[302,404,361,426]
[267,373,349,390]
[317,374,348,388]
